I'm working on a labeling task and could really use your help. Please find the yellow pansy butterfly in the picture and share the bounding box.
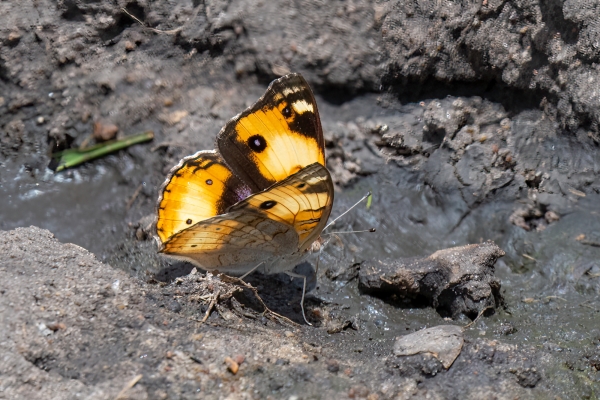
[155,74,334,303]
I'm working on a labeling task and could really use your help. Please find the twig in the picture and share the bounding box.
[115,374,143,400]
[200,289,220,323]
[151,142,189,152]
[126,184,143,210]
[580,240,600,248]
[545,295,567,302]
[121,4,202,35]
[522,254,537,261]
[219,274,298,326]
[462,306,494,330]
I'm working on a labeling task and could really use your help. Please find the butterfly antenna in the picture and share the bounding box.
[323,228,376,236]
[285,271,312,326]
[324,191,372,231]
[240,261,264,280]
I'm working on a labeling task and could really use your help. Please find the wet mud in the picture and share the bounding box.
[1,0,600,398]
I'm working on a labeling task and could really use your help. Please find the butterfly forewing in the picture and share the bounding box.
[155,151,252,242]
[217,73,325,191]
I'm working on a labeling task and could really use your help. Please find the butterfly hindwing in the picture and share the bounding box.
[228,162,333,251]
[216,73,325,191]
[159,210,299,274]
[155,151,252,242]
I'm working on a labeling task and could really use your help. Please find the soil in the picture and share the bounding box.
[1,0,599,399]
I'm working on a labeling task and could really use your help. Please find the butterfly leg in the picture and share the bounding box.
[285,271,312,326]
[240,261,265,280]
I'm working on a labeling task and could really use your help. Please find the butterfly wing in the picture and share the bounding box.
[159,163,334,273]
[155,151,252,243]
[227,162,333,251]
[159,210,299,275]
[216,73,325,192]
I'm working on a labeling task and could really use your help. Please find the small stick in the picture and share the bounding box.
[200,289,220,323]
[115,374,143,400]
[126,184,143,210]
[220,275,297,326]
[121,4,202,35]
[462,306,494,330]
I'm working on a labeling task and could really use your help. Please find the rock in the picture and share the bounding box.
[359,241,504,318]
[92,121,119,141]
[393,325,464,369]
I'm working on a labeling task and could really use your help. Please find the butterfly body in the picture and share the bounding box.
[155,74,333,276]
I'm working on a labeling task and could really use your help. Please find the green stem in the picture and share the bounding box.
[53,131,154,172]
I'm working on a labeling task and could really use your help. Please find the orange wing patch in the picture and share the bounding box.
[217,73,325,191]
[155,151,251,243]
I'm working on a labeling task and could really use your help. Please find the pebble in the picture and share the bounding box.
[167,300,182,313]
[233,354,245,364]
[325,359,340,373]
[225,356,239,374]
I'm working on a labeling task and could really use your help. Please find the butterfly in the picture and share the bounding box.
[155,74,334,303]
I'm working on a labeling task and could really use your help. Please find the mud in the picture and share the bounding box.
[1,0,600,398]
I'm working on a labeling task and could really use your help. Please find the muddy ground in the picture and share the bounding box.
[1,0,600,399]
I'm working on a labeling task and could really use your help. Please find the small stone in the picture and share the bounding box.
[37,323,53,336]
[348,385,369,398]
[93,121,119,141]
[36,116,45,125]
[284,330,295,338]
[46,322,66,331]
[325,359,340,373]
[495,323,517,335]
[545,211,560,223]
[8,30,21,43]
[124,40,136,51]
[167,300,182,313]
[234,354,245,365]
[225,356,239,374]
[163,98,173,107]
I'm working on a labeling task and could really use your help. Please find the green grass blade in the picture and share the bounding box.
[53,131,154,172]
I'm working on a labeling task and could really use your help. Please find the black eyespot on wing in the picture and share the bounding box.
[260,200,277,209]
[206,179,213,185]
[248,134,267,152]
[186,219,192,224]
[282,105,292,118]
[296,183,306,189]
[191,244,197,247]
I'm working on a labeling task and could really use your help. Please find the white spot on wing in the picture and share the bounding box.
[292,99,314,114]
